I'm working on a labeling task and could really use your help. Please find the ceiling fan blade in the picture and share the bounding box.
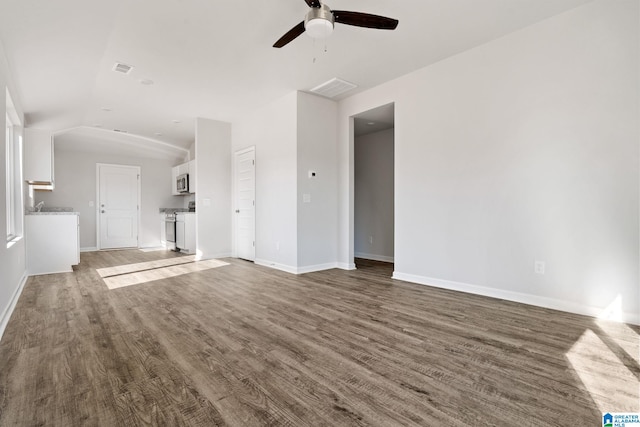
[273,21,306,48]
[332,10,399,30]
[304,0,321,7]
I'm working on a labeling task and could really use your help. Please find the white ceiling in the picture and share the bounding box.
[54,126,188,163]
[0,0,592,151]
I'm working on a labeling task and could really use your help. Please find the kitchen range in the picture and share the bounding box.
[162,201,195,253]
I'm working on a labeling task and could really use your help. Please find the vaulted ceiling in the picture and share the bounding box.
[0,0,592,151]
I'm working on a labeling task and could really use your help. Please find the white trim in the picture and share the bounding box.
[232,146,256,260]
[96,163,141,250]
[255,259,340,275]
[5,90,21,126]
[29,268,73,276]
[296,263,339,274]
[255,258,298,274]
[196,252,232,261]
[354,252,394,263]
[235,146,256,156]
[80,247,98,252]
[392,271,640,326]
[0,273,28,340]
[337,262,357,270]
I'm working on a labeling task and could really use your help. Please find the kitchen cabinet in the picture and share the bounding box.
[24,128,54,187]
[171,162,187,195]
[176,217,184,248]
[160,213,167,247]
[176,212,196,253]
[26,213,79,275]
[171,160,195,195]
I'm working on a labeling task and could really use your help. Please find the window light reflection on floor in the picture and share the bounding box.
[96,256,229,289]
[566,328,639,413]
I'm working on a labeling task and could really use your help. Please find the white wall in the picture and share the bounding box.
[354,128,394,262]
[296,92,338,270]
[0,39,27,338]
[232,92,298,270]
[232,92,340,273]
[37,147,183,249]
[195,117,232,259]
[339,0,639,323]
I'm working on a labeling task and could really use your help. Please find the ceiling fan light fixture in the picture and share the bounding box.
[304,4,335,39]
[305,18,334,39]
[273,0,398,48]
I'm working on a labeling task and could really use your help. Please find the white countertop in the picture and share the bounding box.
[26,211,79,215]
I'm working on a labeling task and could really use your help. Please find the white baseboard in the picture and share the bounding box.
[255,258,298,274]
[80,247,98,253]
[337,262,357,270]
[0,273,28,340]
[354,252,394,263]
[296,262,340,274]
[28,268,74,276]
[392,271,640,326]
[255,259,342,275]
[197,252,233,261]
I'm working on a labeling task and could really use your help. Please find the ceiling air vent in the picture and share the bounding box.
[310,78,357,99]
[112,62,133,74]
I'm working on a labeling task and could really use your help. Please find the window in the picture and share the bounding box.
[6,113,14,240]
[6,89,22,244]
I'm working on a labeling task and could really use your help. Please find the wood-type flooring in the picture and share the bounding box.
[0,250,638,426]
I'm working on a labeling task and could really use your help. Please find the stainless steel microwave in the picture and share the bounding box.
[176,173,189,193]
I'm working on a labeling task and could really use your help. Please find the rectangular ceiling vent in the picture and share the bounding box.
[112,62,133,74]
[310,78,357,99]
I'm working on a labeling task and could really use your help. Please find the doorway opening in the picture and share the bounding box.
[353,103,395,272]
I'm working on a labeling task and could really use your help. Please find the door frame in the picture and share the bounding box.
[96,163,141,250]
[233,146,256,260]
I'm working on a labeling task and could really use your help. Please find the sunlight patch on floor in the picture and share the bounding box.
[566,329,640,413]
[97,256,229,289]
[139,247,169,252]
[97,255,199,277]
[596,319,640,368]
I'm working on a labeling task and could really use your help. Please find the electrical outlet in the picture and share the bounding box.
[534,260,545,275]
[369,236,373,245]
[276,241,280,251]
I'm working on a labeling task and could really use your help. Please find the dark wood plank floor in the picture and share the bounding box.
[0,250,638,426]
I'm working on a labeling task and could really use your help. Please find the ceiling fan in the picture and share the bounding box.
[273,0,399,48]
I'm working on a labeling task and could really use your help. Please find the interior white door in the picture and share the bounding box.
[235,147,255,261]
[98,164,140,249]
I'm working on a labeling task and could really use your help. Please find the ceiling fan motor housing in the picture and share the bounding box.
[305,4,335,38]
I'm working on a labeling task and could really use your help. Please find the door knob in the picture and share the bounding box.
[235,209,240,213]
